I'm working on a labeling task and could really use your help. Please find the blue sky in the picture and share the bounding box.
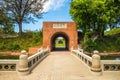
[15,0,73,32]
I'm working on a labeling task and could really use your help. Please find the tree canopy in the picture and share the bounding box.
[70,0,120,37]
[0,6,14,34]
[1,0,47,35]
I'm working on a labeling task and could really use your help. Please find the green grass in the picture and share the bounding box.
[55,39,66,48]
[101,56,120,60]
[105,28,120,36]
[55,43,65,47]
[0,31,43,52]
[0,56,19,59]
[95,36,120,52]
[80,28,120,52]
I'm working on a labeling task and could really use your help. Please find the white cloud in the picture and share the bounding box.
[43,0,67,12]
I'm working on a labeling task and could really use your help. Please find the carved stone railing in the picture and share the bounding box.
[0,60,18,71]
[72,49,120,76]
[28,49,49,71]
[101,60,120,71]
[72,50,92,67]
[72,50,102,76]
[0,48,49,74]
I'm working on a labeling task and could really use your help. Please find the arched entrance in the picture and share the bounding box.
[42,22,78,51]
[51,32,69,51]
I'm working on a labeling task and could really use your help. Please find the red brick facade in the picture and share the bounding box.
[43,22,78,51]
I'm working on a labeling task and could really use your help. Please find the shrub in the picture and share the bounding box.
[0,42,5,50]
[33,32,40,43]
[115,37,120,51]
[9,42,20,51]
[82,32,97,52]
[83,38,97,52]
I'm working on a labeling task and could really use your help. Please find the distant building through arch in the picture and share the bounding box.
[42,22,78,51]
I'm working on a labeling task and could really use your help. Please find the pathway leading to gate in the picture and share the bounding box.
[21,51,91,80]
[0,51,120,80]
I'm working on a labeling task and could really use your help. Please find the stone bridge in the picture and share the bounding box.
[0,50,120,80]
[0,22,120,80]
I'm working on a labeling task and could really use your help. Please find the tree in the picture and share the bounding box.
[105,0,120,29]
[70,0,94,34]
[70,0,120,37]
[2,0,47,35]
[0,6,14,34]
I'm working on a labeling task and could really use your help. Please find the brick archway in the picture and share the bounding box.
[51,32,69,51]
[43,22,78,51]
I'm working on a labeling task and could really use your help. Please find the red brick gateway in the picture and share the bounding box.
[42,22,78,51]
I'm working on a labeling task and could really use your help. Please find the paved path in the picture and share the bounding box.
[0,51,120,80]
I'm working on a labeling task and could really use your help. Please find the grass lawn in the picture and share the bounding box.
[55,43,65,47]
[0,56,19,59]
[101,56,120,60]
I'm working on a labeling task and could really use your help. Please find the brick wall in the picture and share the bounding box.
[43,22,78,51]
[28,46,41,54]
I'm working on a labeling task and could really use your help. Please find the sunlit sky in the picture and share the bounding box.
[15,0,73,32]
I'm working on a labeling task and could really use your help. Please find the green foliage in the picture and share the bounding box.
[0,9,14,34]
[0,56,19,59]
[70,0,120,37]
[55,39,66,48]
[80,35,120,52]
[2,24,14,34]
[9,42,21,51]
[105,28,120,36]
[0,30,43,52]
[101,56,120,60]
[1,0,46,35]
[82,33,97,52]
[71,0,120,52]
[0,42,5,50]
[33,30,42,43]
[20,30,33,38]
[94,36,120,52]
[115,37,120,51]
[83,39,97,52]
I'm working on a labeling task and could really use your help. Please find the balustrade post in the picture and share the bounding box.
[18,50,29,75]
[91,50,102,76]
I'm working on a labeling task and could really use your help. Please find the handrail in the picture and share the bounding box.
[0,48,49,72]
[28,49,49,71]
[101,60,120,71]
[72,50,92,67]
[72,50,120,72]
[0,60,18,71]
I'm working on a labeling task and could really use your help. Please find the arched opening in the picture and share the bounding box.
[51,32,69,51]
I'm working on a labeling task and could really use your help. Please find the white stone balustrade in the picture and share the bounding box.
[101,60,120,71]
[0,48,49,73]
[72,50,92,67]
[0,60,18,71]
[28,48,49,72]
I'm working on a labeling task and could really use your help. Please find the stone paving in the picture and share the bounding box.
[0,51,120,80]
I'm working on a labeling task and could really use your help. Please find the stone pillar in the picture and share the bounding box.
[91,50,102,76]
[18,50,29,75]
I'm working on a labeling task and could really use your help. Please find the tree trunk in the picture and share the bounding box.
[18,22,22,35]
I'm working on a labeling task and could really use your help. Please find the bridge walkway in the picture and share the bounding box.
[21,51,92,80]
[0,51,119,80]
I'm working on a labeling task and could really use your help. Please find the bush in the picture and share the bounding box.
[33,32,40,43]
[82,32,97,52]
[9,42,20,51]
[0,42,5,50]
[115,37,120,51]
[83,38,97,52]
